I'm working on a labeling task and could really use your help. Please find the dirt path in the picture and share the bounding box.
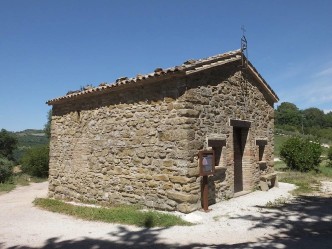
[1,182,332,249]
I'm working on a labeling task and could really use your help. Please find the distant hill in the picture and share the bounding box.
[11,129,49,162]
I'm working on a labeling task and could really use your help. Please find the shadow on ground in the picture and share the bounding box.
[230,195,332,249]
[6,196,332,249]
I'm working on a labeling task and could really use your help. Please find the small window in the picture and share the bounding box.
[256,139,267,162]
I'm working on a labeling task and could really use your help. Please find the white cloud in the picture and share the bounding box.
[316,66,332,77]
[293,61,332,108]
[324,109,332,114]
[314,60,332,78]
[277,79,332,109]
[272,59,332,110]
[303,82,332,104]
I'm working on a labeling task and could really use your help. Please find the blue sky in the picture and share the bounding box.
[1,0,331,131]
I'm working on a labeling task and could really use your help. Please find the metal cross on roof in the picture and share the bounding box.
[241,25,247,52]
[241,25,246,36]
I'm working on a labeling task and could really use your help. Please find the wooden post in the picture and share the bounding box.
[198,150,215,212]
[202,175,209,211]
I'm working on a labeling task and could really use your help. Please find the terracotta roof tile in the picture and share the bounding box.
[47,49,278,105]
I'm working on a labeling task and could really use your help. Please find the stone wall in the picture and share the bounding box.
[49,61,275,213]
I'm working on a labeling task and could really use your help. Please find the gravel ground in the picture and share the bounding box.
[1,182,332,249]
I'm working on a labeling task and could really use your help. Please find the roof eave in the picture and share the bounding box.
[246,63,279,103]
[46,49,279,105]
[46,70,184,106]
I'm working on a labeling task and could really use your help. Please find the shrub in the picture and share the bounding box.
[0,129,18,161]
[280,136,322,172]
[327,147,332,167]
[0,157,14,183]
[21,145,49,178]
[327,147,332,161]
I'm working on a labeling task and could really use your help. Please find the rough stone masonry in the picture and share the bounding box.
[47,50,279,213]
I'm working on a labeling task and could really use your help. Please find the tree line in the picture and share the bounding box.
[275,102,332,142]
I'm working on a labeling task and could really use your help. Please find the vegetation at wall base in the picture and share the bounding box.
[34,198,192,227]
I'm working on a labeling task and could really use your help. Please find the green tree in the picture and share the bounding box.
[280,136,322,172]
[0,129,18,160]
[20,145,49,177]
[275,102,302,129]
[0,156,14,183]
[302,107,325,127]
[327,147,332,167]
[324,112,332,128]
[44,110,52,139]
[328,147,332,161]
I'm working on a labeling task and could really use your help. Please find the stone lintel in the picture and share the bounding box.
[229,119,251,128]
[207,134,226,147]
[256,139,268,146]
